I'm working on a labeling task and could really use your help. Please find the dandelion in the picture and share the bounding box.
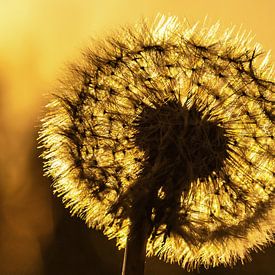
[39,16,274,274]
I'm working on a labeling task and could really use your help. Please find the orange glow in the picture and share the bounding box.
[0,1,274,274]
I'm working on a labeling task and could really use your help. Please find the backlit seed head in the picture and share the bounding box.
[39,15,274,270]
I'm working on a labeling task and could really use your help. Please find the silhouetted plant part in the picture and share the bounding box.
[39,16,274,275]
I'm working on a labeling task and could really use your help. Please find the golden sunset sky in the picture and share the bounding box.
[0,1,274,274]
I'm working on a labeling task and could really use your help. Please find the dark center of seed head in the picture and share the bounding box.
[134,100,229,185]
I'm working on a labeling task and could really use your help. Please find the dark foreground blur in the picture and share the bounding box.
[1,132,274,274]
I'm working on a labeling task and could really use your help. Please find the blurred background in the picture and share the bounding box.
[0,0,274,274]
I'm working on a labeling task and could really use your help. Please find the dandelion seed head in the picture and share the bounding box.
[39,16,275,270]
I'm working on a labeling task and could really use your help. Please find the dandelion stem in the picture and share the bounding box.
[122,209,151,275]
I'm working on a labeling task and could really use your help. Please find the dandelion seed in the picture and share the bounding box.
[39,16,274,274]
